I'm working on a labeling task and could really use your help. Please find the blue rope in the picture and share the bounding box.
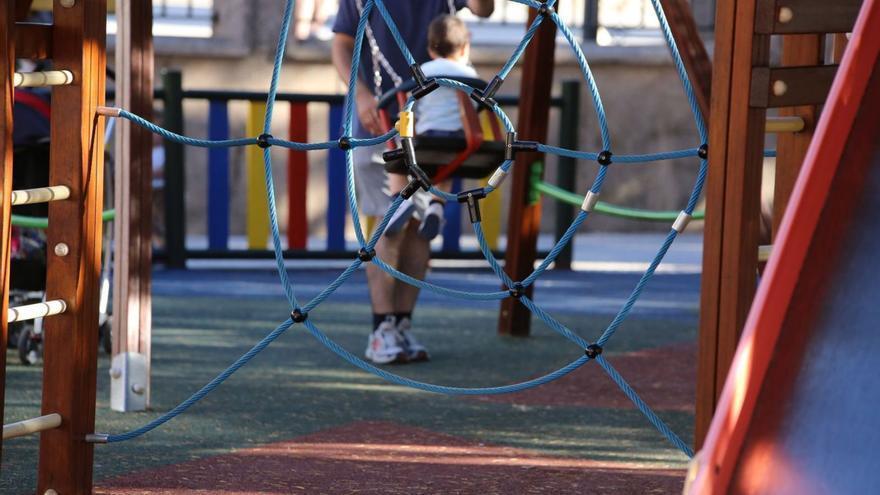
[596,356,694,457]
[93,0,740,459]
[107,319,295,442]
[303,318,591,395]
[538,144,700,163]
[120,110,257,148]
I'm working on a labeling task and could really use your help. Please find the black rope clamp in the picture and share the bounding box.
[508,282,525,299]
[538,1,555,16]
[505,132,539,161]
[470,75,504,110]
[338,136,353,150]
[257,133,273,149]
[457,187,487,223]
[400,167,432,200]
[698,143,709,160]
[585,343,603,359]
[410,64,440,100]
[291,308,309,323]
[597,150,613,166]
[383,137,419,167]
[357,247,376,262]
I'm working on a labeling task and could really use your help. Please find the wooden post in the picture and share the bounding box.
[38,0,107,492]
[112,0,153,412]
[497,10,557,337]
[0,0,16,470]
[695,0,769,448]
[772,34,824,236]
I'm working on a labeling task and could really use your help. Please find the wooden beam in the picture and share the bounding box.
[773,34,824,237]
[497,9,557,337]
[659,0,713,120]
[38,0,107,492]
[0,0,16,474]
[755,0,863,34]
[750,64,837,107]
[14,22,51,59]
[14,0,33,20]
[696,0,770,448]
[111,0,153,412]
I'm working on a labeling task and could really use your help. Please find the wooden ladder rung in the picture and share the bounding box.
[765,116,805,133]
[755,0,863,34]
[3,414,62,440]
[13,70,74,88]
[750,65,838,108]
[7,300,67,323]
[11,186,70,206]
[14,22,53,60]
[758,244,773,263]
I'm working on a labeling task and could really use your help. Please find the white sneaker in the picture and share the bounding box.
[385,198,416,235]
[365,318,408,364]
[397,317,429,362]
[418,201,445,241]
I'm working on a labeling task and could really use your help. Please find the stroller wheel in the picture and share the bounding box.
[17,326,42,366]
[99,320,112,355]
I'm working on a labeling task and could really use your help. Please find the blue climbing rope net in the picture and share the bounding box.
[94,0,710,458]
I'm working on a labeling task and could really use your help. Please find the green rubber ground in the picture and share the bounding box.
[2,294,696,493]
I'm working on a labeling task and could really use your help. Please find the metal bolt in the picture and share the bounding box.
[109,368,122,379]
[45,490,58,495]
[778,7,794,23]
[131,384,145,395]
[60,0,75,7]
[772,80,788,97]
[54,243,69,257]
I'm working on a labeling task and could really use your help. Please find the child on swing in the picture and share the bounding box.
[385,14,478,240]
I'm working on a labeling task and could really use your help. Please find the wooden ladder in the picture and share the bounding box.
[1,0,108,493]
[696,0,863,447]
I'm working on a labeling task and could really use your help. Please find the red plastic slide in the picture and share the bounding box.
[687,1,880,493]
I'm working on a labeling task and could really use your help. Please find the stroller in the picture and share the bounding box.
[8,90,114,365]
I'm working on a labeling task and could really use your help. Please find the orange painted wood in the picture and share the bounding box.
[497,8,557,337]
[37,0,107,492]
[659,0,713,119]
[689,3,880,489]
[0,0,16,472]
[773,34,824,237]
[112,0,153,405]
[14,22,51,59]
[696,0,770,448]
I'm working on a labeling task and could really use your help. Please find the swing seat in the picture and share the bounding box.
[377,77,507,182]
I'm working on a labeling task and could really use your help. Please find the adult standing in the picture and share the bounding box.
[332,0,494,364]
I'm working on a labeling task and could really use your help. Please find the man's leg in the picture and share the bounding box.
[390,219,431,361]
[392,220,430,313]
[355,146,407,364]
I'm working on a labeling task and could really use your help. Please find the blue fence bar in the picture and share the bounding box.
[442,176,463,252]
[326,103,347,251]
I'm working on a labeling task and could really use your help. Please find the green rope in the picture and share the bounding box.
[11,209,116,229]
[532,180,705,222]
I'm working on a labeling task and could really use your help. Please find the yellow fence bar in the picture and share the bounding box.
[246,102,270,250]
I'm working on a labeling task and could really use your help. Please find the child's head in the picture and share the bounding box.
[428,15,470,62]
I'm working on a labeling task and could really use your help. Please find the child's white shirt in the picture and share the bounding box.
[415,58,478,134]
